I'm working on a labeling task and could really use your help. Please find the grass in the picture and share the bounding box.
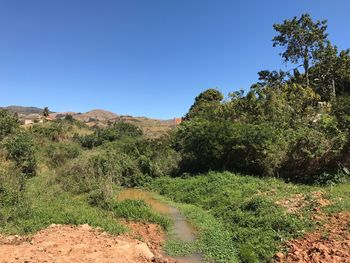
[177,203,237,263]
[143,191,238,263]
[148,171,350,263]
[112,199,171,230]
[0,171,126,235]
[322,183,350,213]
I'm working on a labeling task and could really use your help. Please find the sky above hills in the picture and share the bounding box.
[0,0,349,119]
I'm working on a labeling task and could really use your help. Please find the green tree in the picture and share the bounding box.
[273,13,328,87]
[42,107,49,117]
[113,122,143,137]
[256,70,288,88]
[184,88,223,120]
[64,114,74,122]
[310,42,338,100]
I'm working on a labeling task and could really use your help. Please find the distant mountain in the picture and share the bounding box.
[50,109,178,137]
[74,109,119,122]
[1,106,46,115]
[3,105,180,138]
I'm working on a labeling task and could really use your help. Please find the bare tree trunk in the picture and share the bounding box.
[331,79,336,101]
[304,49,310,87]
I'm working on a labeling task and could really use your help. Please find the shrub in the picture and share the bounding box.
[30,122,71,142]
[45,142,81,167]
[77,122,143,149]
[1,131,37,179]
[0,110,19,140]
[55,149,144,204]
[0,158,32,229]
[112,122,143,137]
[174,119,288,176]
[77,133,102,149]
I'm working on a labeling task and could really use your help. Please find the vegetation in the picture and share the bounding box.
[173,13,350,184]
[150,173,308,262]
[0,12,350,263]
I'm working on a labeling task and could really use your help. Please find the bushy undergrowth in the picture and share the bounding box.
[3,171,126,235]
[45,142,81,167]
[149,172,315,262]
[1,130,37,178]
[0,159,32,231]
[55,134,180,201]
[76,122,143,149]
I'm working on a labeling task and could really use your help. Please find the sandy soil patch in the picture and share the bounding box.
[0,223,175,263]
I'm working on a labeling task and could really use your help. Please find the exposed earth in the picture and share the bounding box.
[275,212,350,263]
[0,222,176,263]
[1,190,348,263]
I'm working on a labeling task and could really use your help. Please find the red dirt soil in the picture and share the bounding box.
[0,222,176,263]
[276,212,350,263]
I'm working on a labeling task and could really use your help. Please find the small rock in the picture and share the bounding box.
[135,243,154,260]
[275,252,285,261]
[80,224,92,231]
[37,246,46,252]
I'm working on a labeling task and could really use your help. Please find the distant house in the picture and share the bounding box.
[174,118,182,125]
[22,113,51,125]
[24,119,35,125]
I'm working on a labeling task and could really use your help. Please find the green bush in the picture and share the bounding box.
[174,119,289,176]
[2,131,37,179]
[0,159,32,230]
[45,142,81,167]
[0,110,19,140]
[30,121,72,142]
[78,122,143,149]
[78,133,102,149]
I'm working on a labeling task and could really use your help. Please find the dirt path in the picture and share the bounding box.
[0,223,174,263]
[117,189,202,263]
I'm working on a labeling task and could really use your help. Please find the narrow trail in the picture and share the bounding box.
[117,189,203,263]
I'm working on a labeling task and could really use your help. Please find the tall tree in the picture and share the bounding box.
[272,13,328,87]
[311,42,338,100]
[183,89,223,120]
[311,45,350,99]
[42,107,49,118]
[257,70,288,88]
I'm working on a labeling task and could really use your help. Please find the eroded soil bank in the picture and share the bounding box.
[0,189,201,263]
[0,223,173,263]
[276,212,350,263]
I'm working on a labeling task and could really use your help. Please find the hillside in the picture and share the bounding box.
[2,106,179,138]
[1,106,46,115]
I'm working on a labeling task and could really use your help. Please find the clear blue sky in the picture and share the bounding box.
[0,0,349,119]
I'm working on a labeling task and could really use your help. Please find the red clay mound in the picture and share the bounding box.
[276,212,350,263]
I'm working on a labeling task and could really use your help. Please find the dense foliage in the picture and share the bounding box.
[173,13,350,183]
